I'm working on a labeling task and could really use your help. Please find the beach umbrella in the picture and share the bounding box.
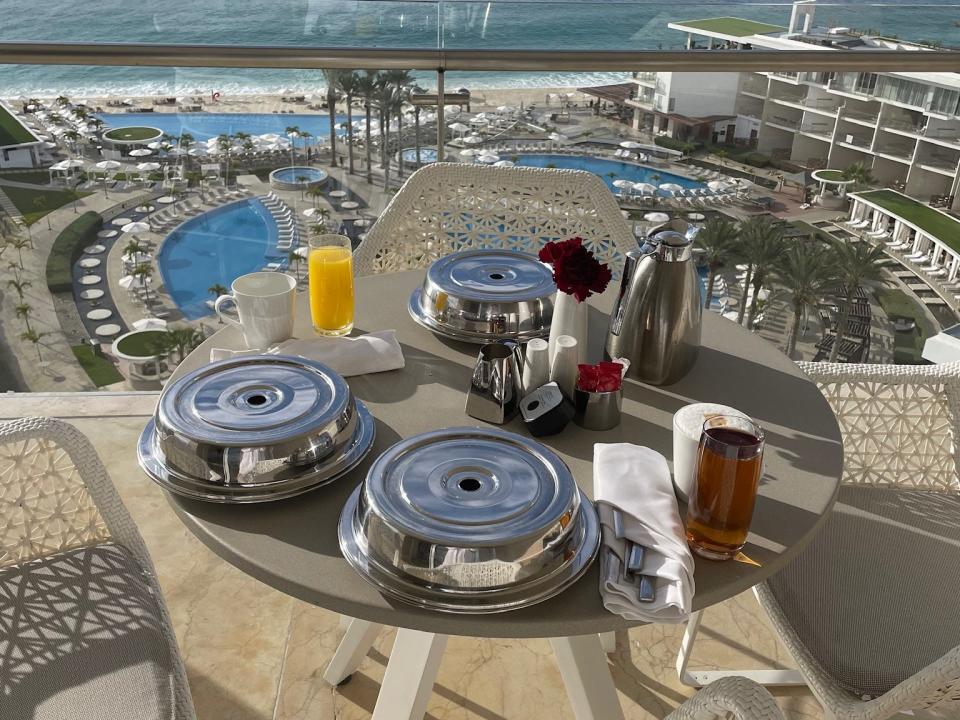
[302,208,322,218]
[464,135,484,145]
[707,180,730,191]
[493,160,515,167]
[448,122,469,134]
[95,160,121,171]
[659,183,684,194]
[633,182,657,194]
[497,105,517,114]
[459,148,481,157]
[612,179,634,189]
[445,105,462,115]
[548,132,568,143]
[477,154,500,164]
[619,141,644,149]
[49,159,83,170]
[644,212,670,223]
[133,318,167,331]
[129,148,152,157]
[122,251,151,265]
[122,221,150,234]
[136,162,161,172]
[147,141,164,150]
[118,275,136,289]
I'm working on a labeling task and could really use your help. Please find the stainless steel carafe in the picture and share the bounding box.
[605,225,702,385]
[465,340,526,424]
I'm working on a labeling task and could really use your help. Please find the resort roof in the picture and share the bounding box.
[668,17,785,38]
[852,189,960,255]
[0,102,41,147]
[576,83,635,106]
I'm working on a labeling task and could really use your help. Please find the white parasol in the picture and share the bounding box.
[659,183,684,194]
[129,148,152,157]
[477,154,500,164]
[619,140,644,149]
[493,160,515,167]
[612,179,634,189]
[463,135,484,145]
[122,221,150,234]
[633,182,657,194]
[118,275,136,289]
[707,180,731,191]
[644,212,670,223]
[95,160,121,171]
[132,318,167,330]
[136,162,161,172]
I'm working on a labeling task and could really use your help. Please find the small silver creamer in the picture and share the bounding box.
[605,225,702,385]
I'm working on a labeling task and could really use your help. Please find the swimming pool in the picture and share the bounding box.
[158,199,283,320]
[513,155,702,191]
[97,113,354,144]
[401,147,438,164]
[270,166,328,190]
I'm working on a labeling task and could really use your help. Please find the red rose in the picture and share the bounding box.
[539,237,612,302]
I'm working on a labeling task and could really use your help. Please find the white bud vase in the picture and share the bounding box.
[548,291,587,367]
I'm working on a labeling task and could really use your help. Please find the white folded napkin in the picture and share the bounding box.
[209,330,405,377]
[593,443,695,623]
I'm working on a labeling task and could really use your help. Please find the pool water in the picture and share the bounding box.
[97,112,354,144]
[272,167,327,183]
[402,147,438,163]
[158,199,283,319]
[513,154,702,191]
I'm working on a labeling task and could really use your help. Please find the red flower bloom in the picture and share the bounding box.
[576,361,623,393]
[538,237,612,302]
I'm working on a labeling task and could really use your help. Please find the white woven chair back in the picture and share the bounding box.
[354,163,636,276]
[798,362,960,493]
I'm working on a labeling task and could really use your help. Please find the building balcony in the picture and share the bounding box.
[875,146,916,163]
[800,125,833,141]
[918,155,960,175]
[740,79,769,98]
[842,108,881,126]
[766,115,801,131]
[633,71,658,85]
[836,133,874,150]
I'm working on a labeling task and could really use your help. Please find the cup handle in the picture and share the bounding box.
[214,294,241,328]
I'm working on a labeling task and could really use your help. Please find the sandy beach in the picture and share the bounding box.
[4,86,592,116]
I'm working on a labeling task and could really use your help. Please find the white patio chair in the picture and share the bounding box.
[0,417,196,720]
[677,362,960,720]
[667,678,785,719]
[354,163,636,276]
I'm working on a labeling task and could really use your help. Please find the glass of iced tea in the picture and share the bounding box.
[308,234,354,336]
[685,414,765,561]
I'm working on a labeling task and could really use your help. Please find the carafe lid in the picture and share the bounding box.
[649,230,694,262]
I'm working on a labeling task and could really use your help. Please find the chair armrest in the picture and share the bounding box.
[665,677,785,720]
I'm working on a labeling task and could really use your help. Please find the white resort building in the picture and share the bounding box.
[0,100,43,168]
[629,0,960,207]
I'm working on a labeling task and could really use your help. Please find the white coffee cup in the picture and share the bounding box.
[214,272,296,349]
[672,403,749,502]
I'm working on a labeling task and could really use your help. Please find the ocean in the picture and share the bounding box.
[1,0,959,96]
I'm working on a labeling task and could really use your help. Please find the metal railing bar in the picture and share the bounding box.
[0,42,958,73]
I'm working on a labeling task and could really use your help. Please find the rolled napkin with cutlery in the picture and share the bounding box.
[209,330,405,377]
[594,443,695,623]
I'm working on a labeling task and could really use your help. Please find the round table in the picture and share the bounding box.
[169,270,841,631]
[329,189,347,199]
[78,275,102,285]
[167,270,842,715]
[83,244,106,255]
[341,200,359,210]
[79,258,101,269]
[95,323,121,337]
[79,288,104,301]
[112,217,133,227]
[97,230,118,239]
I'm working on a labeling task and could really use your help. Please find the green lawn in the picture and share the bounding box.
[0,103,38,146]
[875,287,937,364]
[0,170,53,184]
[671,17,784,37]
[813,170,847,182]
[854,189,960,255]
[115,330,166,357]
[103,126,161,142]
[72,345,124,387]
[2,184,87,225]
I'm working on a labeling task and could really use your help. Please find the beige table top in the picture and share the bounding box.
[165,269,842,638]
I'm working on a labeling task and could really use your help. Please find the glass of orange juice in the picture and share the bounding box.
[308,234,354,336]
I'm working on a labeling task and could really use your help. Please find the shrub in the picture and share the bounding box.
[46,211,103,293]
[654,136,702,153]
[742,152,771,168]
[113,172,127,181]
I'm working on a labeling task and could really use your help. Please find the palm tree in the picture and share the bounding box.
[62,129,81,158]
[15,302,33,331]
[9,236,30,269]
[829,240,888,362]
[382,69,414,175]
[285,125,300,167]
[208,283,228,298]
[179,132,195,171]
[19,328,48,363]
[298,130,313,159]
[357,71,379,185]
[123,239,144,257]
[715,148,728,168]
[322,69,348,165]
[55,95,70,107]
[841,161,875,190]
[413,105,422,167]
[306,185,324,208]
[309,207,331,232]
[288,249,303,280]
[217,133,233,186]
[772,243,839,358]
[33,196,52,230]
[734,216,784,325]
[295,175,310,200]
[134,262,153,301]
[7,276,32,299]
[374,79,398,189]
[337,71,361,175]
[695,217,738,309]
